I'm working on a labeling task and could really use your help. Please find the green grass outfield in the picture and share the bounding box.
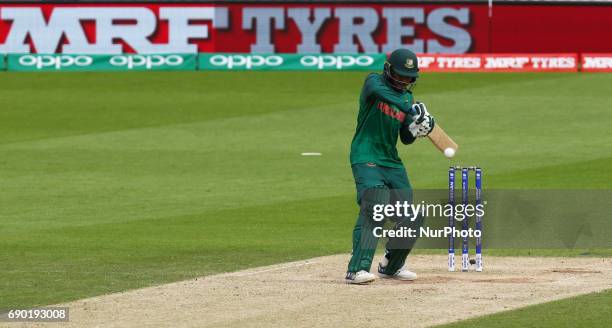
[438,289,612,328]
[1,72,611,322]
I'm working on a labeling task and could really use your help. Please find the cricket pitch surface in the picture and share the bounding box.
[15,255,612,327]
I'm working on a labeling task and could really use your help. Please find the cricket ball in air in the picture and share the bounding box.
[444,148,456,158]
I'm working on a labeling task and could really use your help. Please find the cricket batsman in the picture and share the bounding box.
[345,49,434,284]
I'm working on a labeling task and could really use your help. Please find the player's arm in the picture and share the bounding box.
[362,74,417,144]
[362,74,411,112]
[400,119,417,145]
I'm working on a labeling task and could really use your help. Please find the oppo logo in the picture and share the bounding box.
[109,55,184,69]
[300,55,374,69]
[18,55,93,69]
[209,55,283,69]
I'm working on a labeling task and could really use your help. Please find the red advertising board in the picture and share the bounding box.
[419,54,578,72]
[581,53,612,72]
[0,2,611,54]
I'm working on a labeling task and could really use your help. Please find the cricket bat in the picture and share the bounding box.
[427,124,458,158]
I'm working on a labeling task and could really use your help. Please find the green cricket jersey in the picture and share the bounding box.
[350,73,415,168]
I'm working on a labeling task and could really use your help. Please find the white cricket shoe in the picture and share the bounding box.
[378,263,417,281]
[345,270,377,284]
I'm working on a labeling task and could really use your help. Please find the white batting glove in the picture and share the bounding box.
[408,114,435,138]
[410,102,429,124]
[417,115,435,137]
[408,120,421,138]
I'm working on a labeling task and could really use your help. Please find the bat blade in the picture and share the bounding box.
[428,124,458,154]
